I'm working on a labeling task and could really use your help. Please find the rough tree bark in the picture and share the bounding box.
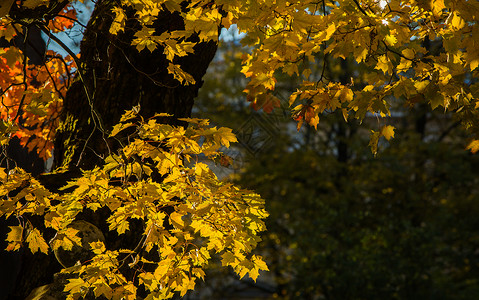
[5,1,218,298]
[53,1,218,171]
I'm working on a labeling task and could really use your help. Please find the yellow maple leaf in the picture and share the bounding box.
[170,211,184,228]
[110,7,126,35]
[221,251,238,267]
[470,59,479,71]
[375,55,393,74]
[252,254,269,271]
[109,122,135,137]
[466,140,479,154]
[384,34,397,46]
[167,63,196,85]
[50,227,81,251]
[381,125,395,141]
[214,127,237,147]
[431,0,446,16]
[450,12,465,30]
[26,228,49,254]
[6,226,23,251]
[90,241,106,255]
[249,267,260,282]
[64,278,86,294]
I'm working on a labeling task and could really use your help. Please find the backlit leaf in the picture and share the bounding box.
[26,228,49,254]
[6,226,23,251]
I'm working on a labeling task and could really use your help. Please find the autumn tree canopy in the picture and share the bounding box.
[1,0,478,299]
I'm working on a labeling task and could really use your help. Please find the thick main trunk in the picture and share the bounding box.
[10,1,218,298]
[54,1,218,171]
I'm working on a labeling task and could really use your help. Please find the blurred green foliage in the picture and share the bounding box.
[194,39,479,300]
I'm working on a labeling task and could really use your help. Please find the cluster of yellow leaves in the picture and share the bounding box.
[1,110,268,299]
[225,0,478,152]
[5,0,477,157]
[110,0,223,85]
[369,124,395,155]
[106,0,479,152]
[4,0,478,296]
[0,167,55,254]
[62,242,138,300]
[2,0,479,153]
[290,82,353,130]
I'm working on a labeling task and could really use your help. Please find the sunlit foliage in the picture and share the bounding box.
[1,0,479,298]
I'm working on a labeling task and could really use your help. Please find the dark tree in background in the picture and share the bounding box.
[194,40,479,300]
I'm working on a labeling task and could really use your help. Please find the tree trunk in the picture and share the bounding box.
[53,1,218,171]
[9,1,218,298]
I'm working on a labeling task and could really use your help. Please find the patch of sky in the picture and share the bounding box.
[379,0,388,10]
[220,25,245,43]
[42,0,94,56]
